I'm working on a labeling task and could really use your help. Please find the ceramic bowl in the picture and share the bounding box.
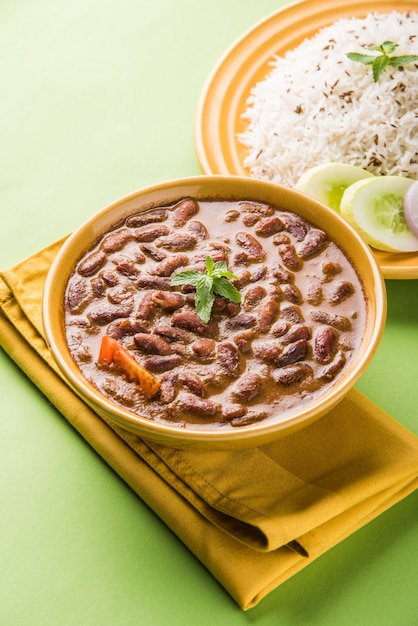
[42,175,386,449]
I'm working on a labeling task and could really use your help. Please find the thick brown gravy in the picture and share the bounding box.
[64,198,367,429]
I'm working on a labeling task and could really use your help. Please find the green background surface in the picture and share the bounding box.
[0,1,417,624]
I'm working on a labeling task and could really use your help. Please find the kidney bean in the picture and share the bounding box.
[267,292,285,310]
[222,404,248,420]
[225,302,241,317]
[136,292,155,320]
[159,233,197,251]
[137,276,171,289]
[281,324,310,345]
[191,338,216,357]
[232,269,251,289]
[66,277,92,314]
[306,284,323,306]
[126,208,168,227]
[282,283,303,305]
[244,285,266,309]
[239,201,273,216]
[272,265,294,284]
[77,250,107,277]
[67,317,93,331]
[281,213,309,240]
[209,240,231,253]
[258,298,280,332]
[172,198,198,226]
[133,250,146,264]
[178,371,206,397]
[277,244,302,271]
[88,304,132,325]
[235,232,266,261]
[172,310,218,337]
[218,342,241,377]
[226,313,256,330]
[101,378,138,408]
[172,339,192,356]
[328,281,354,305]
[217,297,234,315]
[107,285,135,305]
[310,310,351,331]
[276,339,309,366]
[268,283,283,301]
[253,340,281,363]
[185,293,196,307]
[319,350,346,381]
[91,276,107,297]
[225,209,240,222]
[298,229,328,259]
[192,249,226,264]
[144,354,182,372]
[231,373,262,402]
[187,220,209,240]
[233,251,249,265]
[322,261,342,280]
[242,213,260,227]
[107,318,150,340]
[250,266,267,282]
[133,332,171,355]
[281,305,304,324]
[174,344,191,358]
[139,243,167,261]
[154,254,189,277]
[115,261,140,277]
[108,253,128,267]
[174,393,219,416]
[233,330,254,354]
[273,234,291,246]
[152,291,185,310]
[101,229,133,253]
[271,320,289,336]
[158,372,178,404]
[273,363,313,386]
[154,324,192,343]
[134,224,171,242]
[314,326,338,363]
[173,283,196,298]
[67,330,93,363]
[100,270,119,286]
[255,216,284,236]
[230,410,268,427]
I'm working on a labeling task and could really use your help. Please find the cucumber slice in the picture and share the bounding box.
[340,176,418,253]
[294,162,374,212]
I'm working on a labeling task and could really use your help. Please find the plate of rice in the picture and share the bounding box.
[195,0,418,279]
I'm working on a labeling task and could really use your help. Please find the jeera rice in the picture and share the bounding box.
[239,11,418,188]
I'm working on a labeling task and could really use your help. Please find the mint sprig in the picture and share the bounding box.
[346,41,418,82]
[170,256,241,323]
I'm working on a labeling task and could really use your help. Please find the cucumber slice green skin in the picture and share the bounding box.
[340,176,418,253]
[295,162,374,212]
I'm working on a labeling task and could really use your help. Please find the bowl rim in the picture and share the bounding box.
[42,174,387,448]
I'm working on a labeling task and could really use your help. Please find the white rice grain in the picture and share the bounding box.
[239,11,418,187]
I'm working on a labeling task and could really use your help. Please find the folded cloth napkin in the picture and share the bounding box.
[1,239,417,610]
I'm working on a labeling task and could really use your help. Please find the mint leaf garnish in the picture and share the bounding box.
[346,52,375,65]
[195,275,214,323]
[170,270,202,287]
[170,256,241,323]
[347,41,418,82]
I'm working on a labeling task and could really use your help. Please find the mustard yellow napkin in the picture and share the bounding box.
[1,240,417,610]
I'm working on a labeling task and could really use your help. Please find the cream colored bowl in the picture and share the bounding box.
[42,176,386,449]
